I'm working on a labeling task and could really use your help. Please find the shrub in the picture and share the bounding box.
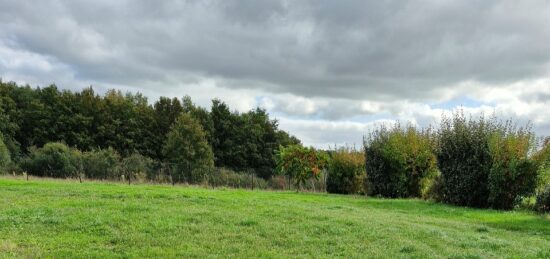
[326,147,366,194]
[120,153,154,184]
[487,127,538,210]
[437,111,539,209]
[364,124,437,198]
[21,142,80,178]
[0,134,10,172]
[536,184,550,213]
[162,113,214,183]
[533,138,550,191]
[83,147,121,180]
[437,112,494,207]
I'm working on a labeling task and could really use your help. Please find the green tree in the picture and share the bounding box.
[162,113,214,183]
[0,134,11,172]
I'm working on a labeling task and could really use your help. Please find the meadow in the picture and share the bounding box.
[0,177,549,258]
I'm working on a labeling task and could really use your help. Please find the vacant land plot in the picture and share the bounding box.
[0,177,549,258]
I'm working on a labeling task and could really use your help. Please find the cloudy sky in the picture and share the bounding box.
[1,0,550,147]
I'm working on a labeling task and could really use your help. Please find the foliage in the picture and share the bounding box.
[487,125,538,210]
[533,138,550,191]
[326,147,366,194]
[0,134,11,172]
[20,142,81,178]
[0,81,299,178]
[437,112,494,207]
[535,184,550,213]
[364,124,437,198]
[163,113,214,183]
[82,147,121,180]
[437,111,539,209]
[276,145,329,189]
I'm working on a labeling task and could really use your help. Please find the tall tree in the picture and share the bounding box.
[162,113,214,183]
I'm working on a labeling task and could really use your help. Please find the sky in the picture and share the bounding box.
[1,0,550,148]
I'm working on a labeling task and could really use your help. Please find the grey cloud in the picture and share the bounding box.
[1,0,549,101]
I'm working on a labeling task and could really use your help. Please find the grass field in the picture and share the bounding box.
[0,177,549,258]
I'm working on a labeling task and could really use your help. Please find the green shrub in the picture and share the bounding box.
[533,138,550,191]
[536,184,550,213]
[487,128,538,210]
[83,147,121,180]
[326,147,366,194]
[120,153,154,183]
[437,112,494,207]
[0,134,10,172]
[21,142,80,178]
[364,124,437,198]
[437,112,539,209]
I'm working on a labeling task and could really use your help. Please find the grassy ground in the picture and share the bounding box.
[0,177,549,258]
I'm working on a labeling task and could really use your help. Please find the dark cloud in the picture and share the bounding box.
[1,0,549,100]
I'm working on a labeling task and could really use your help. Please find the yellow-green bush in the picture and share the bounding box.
[365,124,437,198]
[326,147,366,194]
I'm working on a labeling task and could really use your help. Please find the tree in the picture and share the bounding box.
[162,113,214,183]
[0,134,11,172]
[276,145,329,190]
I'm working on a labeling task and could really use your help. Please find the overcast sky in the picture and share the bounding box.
[1,0,550,147]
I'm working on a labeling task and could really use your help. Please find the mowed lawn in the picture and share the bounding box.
[0,177,549,258]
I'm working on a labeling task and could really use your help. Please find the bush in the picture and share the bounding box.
[437,111,539,209]
[437,112,494,207]
[326,147,366,194]
[487,128,538,210]
[83,147,121,180]
[21,142,80,178]
[364,124,437,198]
[120,153,154,183]
[536,184,550,213]
[0,134,10,172]
[533,138,550,191]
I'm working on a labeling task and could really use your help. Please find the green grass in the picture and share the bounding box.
[0,177,549,258]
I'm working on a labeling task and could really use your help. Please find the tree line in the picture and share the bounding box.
[0,80,300,179]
